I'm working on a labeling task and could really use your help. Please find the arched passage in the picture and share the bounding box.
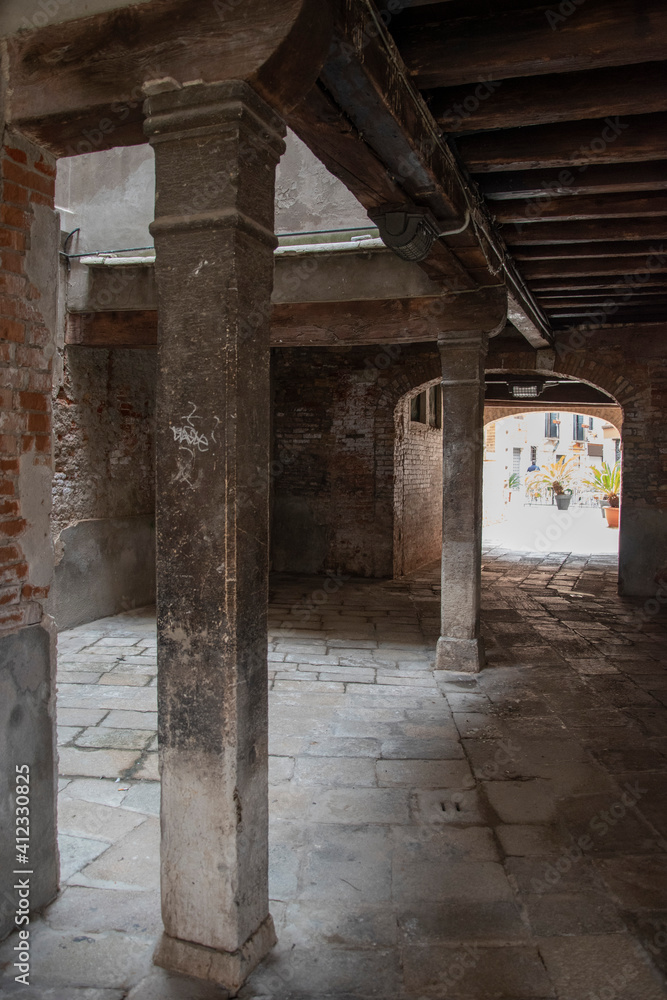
[482,407,623,555]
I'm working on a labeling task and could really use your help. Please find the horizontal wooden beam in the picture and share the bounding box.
[427,61,667,133]
[503,218,667,245]
[481,166,667,209]
[521,259,667,280]
[287,0,552,346]
[550,307,667,322]
[397,0,667,88]
[456,113,667,173]
[493,193,667,225]
[531,276,667,292]
[512,241,667,261]
[5,0,331,156]
[539,295,667,308]
[476,161,667,201]
[66,287,508,348]
[66,311,157,348]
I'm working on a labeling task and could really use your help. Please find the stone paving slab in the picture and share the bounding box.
[58,797,146,842]
[3,553,665,998]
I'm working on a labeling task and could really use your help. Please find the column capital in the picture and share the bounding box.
[437,329,490,352]
[143,79,286,155]
[145,79,286,247]
[438,330,489,384]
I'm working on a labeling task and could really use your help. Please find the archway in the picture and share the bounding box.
[482,403,623,556]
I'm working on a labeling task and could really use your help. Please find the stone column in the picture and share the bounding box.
[436,331,488,673]
[144,80,285,989]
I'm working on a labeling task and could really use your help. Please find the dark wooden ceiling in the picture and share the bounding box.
[388,0,667,329]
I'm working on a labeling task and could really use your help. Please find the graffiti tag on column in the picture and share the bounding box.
[171,402,219,490]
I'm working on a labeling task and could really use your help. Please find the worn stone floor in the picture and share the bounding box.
[2,546,667,999]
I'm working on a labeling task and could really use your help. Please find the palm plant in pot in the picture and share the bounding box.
[506,472,520,501]
[526,457,578,510]
[582,461,621,528]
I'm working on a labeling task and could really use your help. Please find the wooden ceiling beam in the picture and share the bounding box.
[520,259,667,280]
[287,0,553,346]
[427,62,667,133]
[5,0,332,156]
[456,113,667,172]
[396,0,667,88]
[550,307,667,322]
[502,218,667,245]
[476,162,667,201]
[531,277,667,292]
[512,241,667,261]
[66,286,509,348]
[493,193,667,225]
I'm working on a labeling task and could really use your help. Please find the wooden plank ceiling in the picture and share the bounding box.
[388,0,667,329]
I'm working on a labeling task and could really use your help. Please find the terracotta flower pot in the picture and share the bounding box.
[604,506,620,528]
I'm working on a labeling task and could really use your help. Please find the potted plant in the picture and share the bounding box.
[526,457,578,511]
[506,472,520,501]
[582,461,621,528]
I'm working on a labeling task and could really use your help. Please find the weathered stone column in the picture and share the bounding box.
[436,331,488,673]
[144,80,285,989]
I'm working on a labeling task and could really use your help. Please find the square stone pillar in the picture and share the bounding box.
[436,331,488,673]
[143,80,285,990]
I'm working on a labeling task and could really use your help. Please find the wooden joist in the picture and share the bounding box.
[512,241,667,262]
[427,62,667,133]
[476,162,667,201]
[397,0,667,88]
[531,276,667,292]
[502,218,667,245]
[549,306,667,322]
[456,113,667,173]
[287,0,553,345]
[539,296,667,308]
[520,259,667,280]
[493,193,667,225]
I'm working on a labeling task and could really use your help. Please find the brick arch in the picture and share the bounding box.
[484,404,623,431]
[484,349,638,409]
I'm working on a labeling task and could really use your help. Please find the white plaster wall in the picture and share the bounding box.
[55,131,368,255]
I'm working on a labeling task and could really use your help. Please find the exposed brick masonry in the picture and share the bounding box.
[0,132,56,630]
[393,387,442,577]
[271,345,441,577]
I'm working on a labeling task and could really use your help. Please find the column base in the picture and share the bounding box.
[153,914,276,993]
[434,636,485,673]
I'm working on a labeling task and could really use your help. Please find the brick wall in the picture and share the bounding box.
[271,344,440,577]
[0,126,59,937]
[53,347,156,532]
[48,344,156,628]
[0,131,57,630]
[394,387,443,577]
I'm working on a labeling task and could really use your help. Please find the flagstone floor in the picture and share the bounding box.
[1,546,667,999]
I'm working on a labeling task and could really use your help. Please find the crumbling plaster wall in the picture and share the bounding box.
[48,346,156,629]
